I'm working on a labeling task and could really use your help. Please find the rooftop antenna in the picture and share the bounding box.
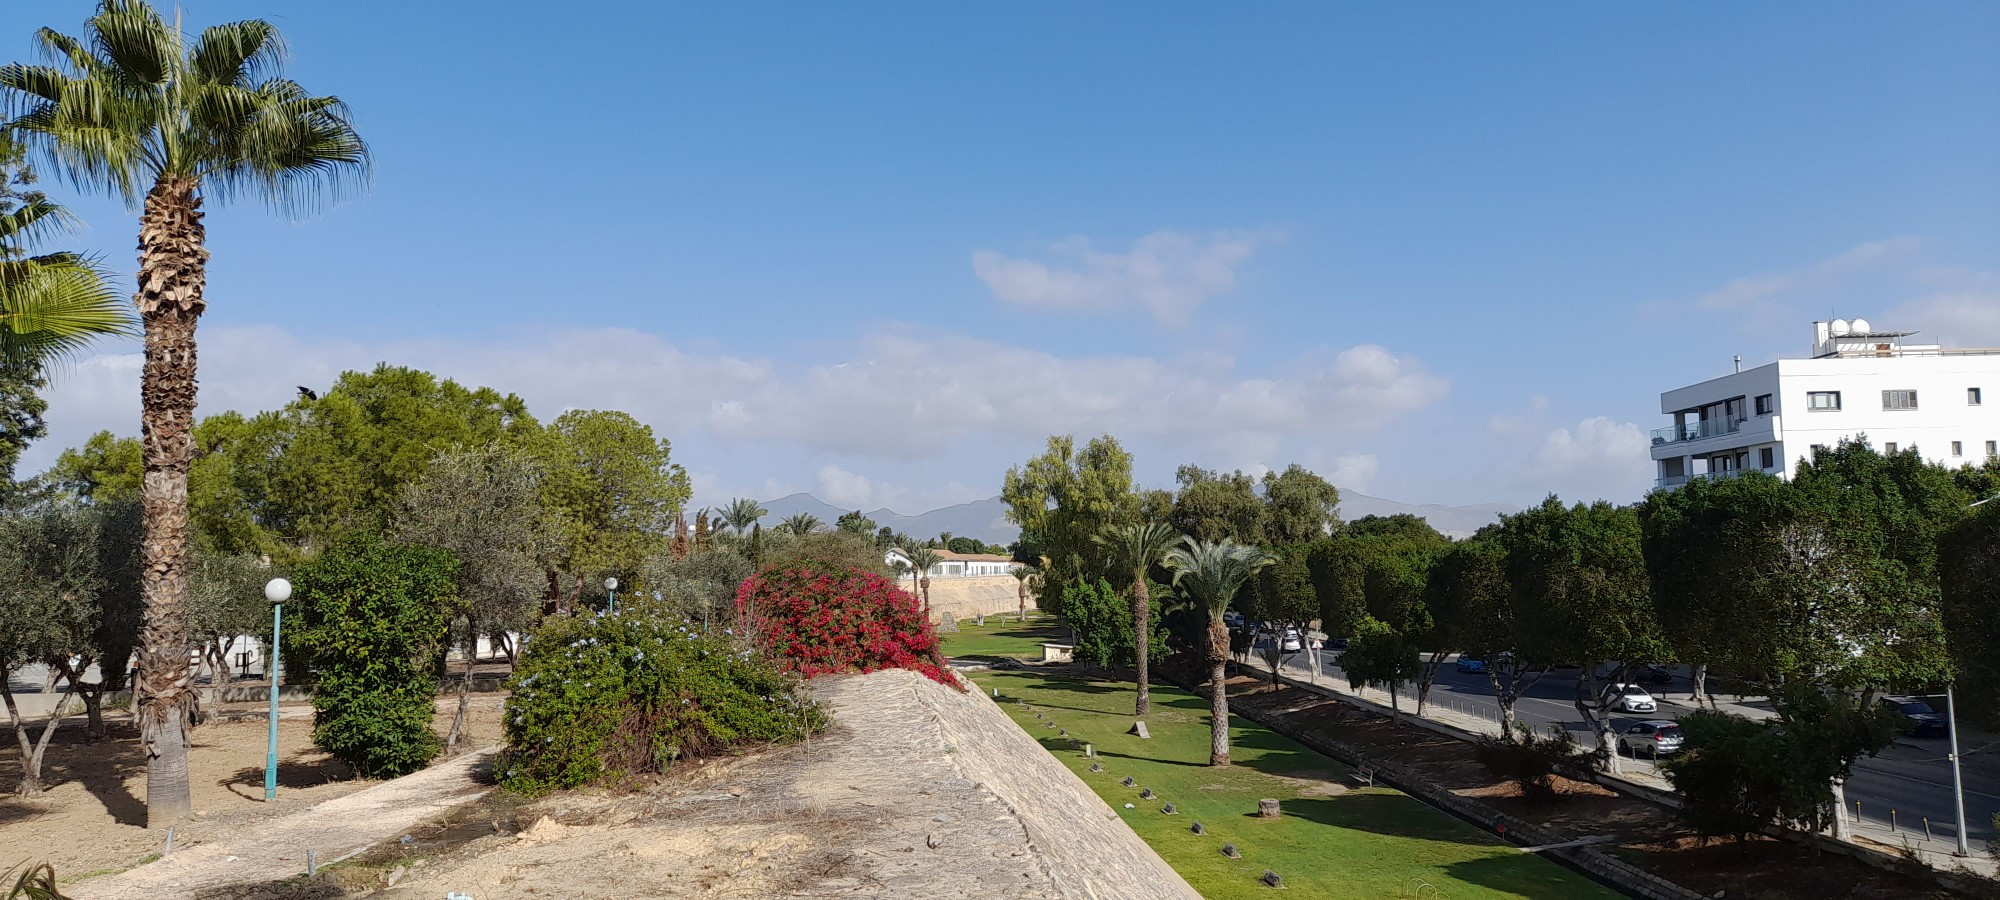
[1733,355,1742,374]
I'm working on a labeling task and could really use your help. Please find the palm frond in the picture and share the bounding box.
[88,0,175,87]
[0,252,134,364]
[0,201,81,252]
[4,861,69,899]
[189,20,284,87]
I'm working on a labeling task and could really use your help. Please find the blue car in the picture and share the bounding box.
[1455,656,1487,674]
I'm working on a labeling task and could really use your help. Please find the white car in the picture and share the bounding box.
[1603,683,1657,713]
[1280,628,1303,653]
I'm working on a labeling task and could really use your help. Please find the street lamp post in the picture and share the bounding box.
[1946,491,1997,854]
[605,577,618,613]
[263,577,292,801]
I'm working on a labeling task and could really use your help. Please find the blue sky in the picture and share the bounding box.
[7,2,1999,514]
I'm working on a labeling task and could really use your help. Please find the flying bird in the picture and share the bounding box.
[297,386,318,401]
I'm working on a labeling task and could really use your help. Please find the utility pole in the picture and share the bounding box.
[1947,684,1970,856]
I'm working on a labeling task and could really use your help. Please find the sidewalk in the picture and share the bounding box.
[71,747,497,900]
[1241,652,1998,881]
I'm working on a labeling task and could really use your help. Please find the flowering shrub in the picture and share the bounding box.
[736,561,958,686]
[498,610,822,796]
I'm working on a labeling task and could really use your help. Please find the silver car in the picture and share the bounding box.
[1618,720,1684,755]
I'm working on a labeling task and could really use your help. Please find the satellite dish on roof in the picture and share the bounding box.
[1849,317,1871,334]
[1830,319,1851,336]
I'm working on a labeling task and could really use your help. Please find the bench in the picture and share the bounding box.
[1347,766,1375,788]
[1040,643,1074,664]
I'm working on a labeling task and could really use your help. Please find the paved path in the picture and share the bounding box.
[71,749,496,900]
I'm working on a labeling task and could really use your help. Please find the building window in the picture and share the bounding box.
[1882,390,1919,410]
[1973,387,1984,406]
[1885,442,1899,454]
[1754,394,1772,415]
[1808,391,1841,410]
[1662,457,1685,478]
[1990,441,1999,457]
[1952,441,1963,457]
[1760,447,1774,469]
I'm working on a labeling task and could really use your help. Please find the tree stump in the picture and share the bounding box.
[938,612,959,633]
[1257,798,1281,818]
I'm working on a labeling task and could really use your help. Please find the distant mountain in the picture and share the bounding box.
[748,490,1515,545]
[754,493,1023,545]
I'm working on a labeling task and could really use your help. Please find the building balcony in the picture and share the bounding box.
[1654,466,1777,490]
[1650,418,1745,446]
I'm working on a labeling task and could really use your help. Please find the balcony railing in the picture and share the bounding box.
[1650,417,1746,446]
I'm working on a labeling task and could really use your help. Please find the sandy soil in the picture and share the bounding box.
[0,695,505,882]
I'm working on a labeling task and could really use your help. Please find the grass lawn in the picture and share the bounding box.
[943,619,1618,899]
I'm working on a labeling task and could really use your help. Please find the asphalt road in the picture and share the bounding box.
[1270,646,2000,847]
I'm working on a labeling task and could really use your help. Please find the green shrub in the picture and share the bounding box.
[289,532,457,777]
[1060,578,1167,670]
[1473,722,1590,804]
[499,610,822,795]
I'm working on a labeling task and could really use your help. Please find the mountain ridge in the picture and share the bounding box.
[748,490,1515,544]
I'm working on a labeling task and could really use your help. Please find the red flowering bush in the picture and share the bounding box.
[736,561,959,687]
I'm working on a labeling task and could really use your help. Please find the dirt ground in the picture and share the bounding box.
[0,695,505,882]
[1225,676,1966,900]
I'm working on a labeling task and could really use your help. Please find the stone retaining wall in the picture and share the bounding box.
[920,574,1038,624]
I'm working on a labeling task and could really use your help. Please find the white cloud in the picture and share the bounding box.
[1885,268,2000,347]
[817,465,875,508]
[1656,237,1922,312]
[28,324,1448,508]
[972,229,1273,325]
[1327,454,1379,493]
[1523,416,1653,501]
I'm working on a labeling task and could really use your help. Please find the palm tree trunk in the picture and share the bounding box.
[920,575,931,619]
[1208,618,1231,767]
[133,176,209,827]
[1017,582,1025,623]
[1133,579,1151,718]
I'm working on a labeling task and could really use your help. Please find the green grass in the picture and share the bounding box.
[944,623,1618,899]
[938,613,1065,661]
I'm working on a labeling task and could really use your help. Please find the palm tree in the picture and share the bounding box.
[906,546,942,617]
[0,195,131,362]
[719,497,766,533]
[2,1,369,825]
[777,512,821,536]
[1009,564,1037,624]
[1095,522,1178,722]
[1162,536,1274,767]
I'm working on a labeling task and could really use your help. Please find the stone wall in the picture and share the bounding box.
[920,574,1038,623]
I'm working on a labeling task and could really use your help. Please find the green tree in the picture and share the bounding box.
[390,446,551,748]
[1095,521,1178,720]
[1502,497,1662,769]
[1342,615,1421,723]
[532,410,689,614]
[1638,472,1791,706]
[776,512,822,536]
[641,546,755,631]
[1162,536,1274,767]
[1169,465,1265,545]
[288,533,455,778]
[1662,686,1898,840]
[3,1,370,823]
[1009,564,1038,623]
[184,545,272,697]
[47,431,142,505]
[1942,500,2000,728]
[945,536,984,554]
[906,546,942,616]
[1425,529,1541,730]
[1001,434,1139,612]
[1260,464,1342,545]
[1247,546,1316,690]
[835,509,876,536]
[718,497,766,534]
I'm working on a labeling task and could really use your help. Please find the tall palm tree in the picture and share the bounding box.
[1095,522,1178,722]
[0,196,132,362]
[2,1,368,825]
[719,497,766,533]
[1009,564,1036,624]
[1162,536,1274,767]
[906,546,942,617]
[777,512,821,536]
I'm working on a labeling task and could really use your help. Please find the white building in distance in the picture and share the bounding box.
[883,547,1019,578]
[1651,319,2000,489]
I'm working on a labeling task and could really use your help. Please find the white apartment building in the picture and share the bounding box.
[1651,319,2000,489]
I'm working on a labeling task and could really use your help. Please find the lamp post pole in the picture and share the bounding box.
[263,577,292,801]
[605,577,618,613]
[1948,492,1998,853]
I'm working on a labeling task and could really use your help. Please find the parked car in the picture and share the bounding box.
[1222,611,1245,630]
[1880,696,1948,738]
[1603,683,1658,713]
[1279,628,1303,652]
[1326,636,1349,651]
[1456,656,1488,674]
[1618,720,1684,755]
[1641,664,1675,684]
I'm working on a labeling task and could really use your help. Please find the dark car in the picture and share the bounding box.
[1642,664,1675,684]
[1880,696,1948,738]
[1455,656,1487,674]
